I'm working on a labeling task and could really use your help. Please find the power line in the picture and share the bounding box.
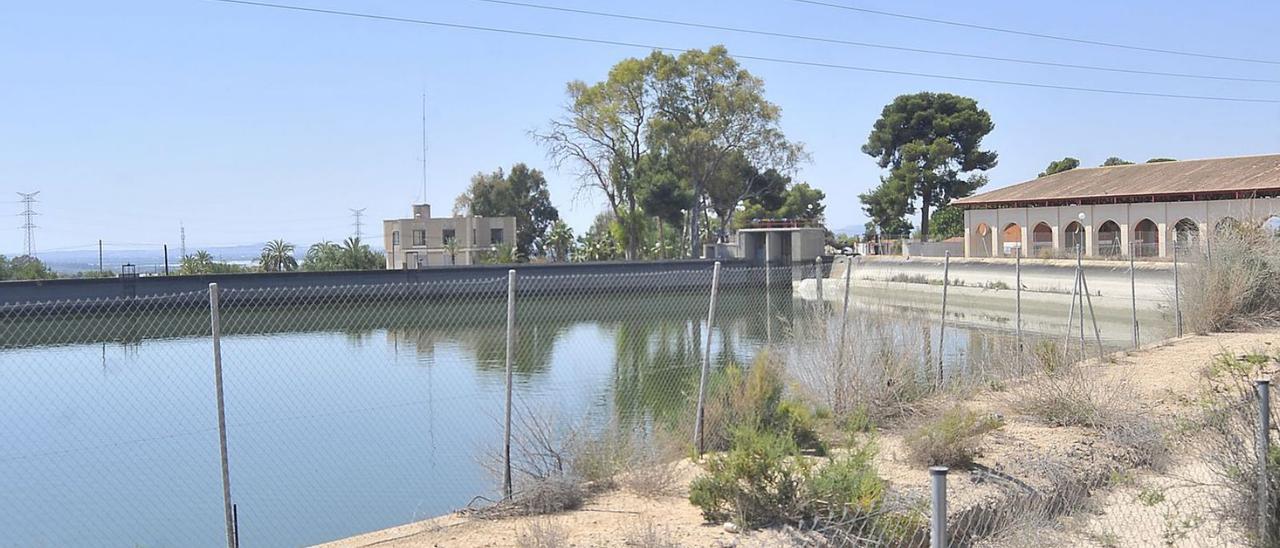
[789,0,1280,66]
[471,0,1280,84]
[16,191,40,257]
[204,0,1280,104]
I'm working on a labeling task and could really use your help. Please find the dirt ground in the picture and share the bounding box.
[321,330,1280,548]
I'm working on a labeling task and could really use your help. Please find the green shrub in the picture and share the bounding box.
[701,352,825,454]
[688,428,810,527]
[808,443,885,515]
[904,406,1002,467]
[775,398,827,456]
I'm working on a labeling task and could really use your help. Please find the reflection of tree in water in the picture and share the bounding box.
[611,319,702,429]
[385,322,564,376]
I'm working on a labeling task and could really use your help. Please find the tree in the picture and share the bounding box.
[861,92,997,240]
[650,46,803,257]
[0,255,56,281]
[1101,157,1134,166]
[454,163,559,259]
[929,205,964,240]
[545,220,575,262]
[577,212,623,261]
[1039,157,1079,177]
[1146,157,1177,163]
[858,176,914,237]
[535,55,657,260]
[258,239,297,272]
[301,238,383,271]
[705,151,791,241]
[178,250,246,275]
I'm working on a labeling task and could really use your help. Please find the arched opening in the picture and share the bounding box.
[1132,219,1160,257]
[1097,220,1122,256]
[1063,221,1085,254]
[1174,218,1199,253]
[1031,222,1053,256]
[1001,223,1022,256]
[972,223,992,257]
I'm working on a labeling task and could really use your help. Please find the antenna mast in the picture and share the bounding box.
[16,191,40,257]
[427,92,437,204]
[180,222,187,258]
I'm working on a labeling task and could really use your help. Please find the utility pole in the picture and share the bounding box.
[16,191,39,257]
[350,208,367,240]
[180,222,187,259]
[98,240,104,273]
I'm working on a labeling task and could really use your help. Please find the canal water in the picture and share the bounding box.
[0,279,1171,546]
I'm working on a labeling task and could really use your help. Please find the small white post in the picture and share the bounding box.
[938,252,950,386]
[693,262,722,456]
[930,466,948,548]
[814,256,824,304]
[503,270,516,499]
[209,283,236,548]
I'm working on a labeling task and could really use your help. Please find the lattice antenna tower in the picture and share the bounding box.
[350,208,367,240]
[16,191,39,257]
[180,221,187,258]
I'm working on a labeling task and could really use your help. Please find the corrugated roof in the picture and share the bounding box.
[953,153,1280,208]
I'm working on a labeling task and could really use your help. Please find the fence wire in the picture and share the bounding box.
[0,256,1260,547]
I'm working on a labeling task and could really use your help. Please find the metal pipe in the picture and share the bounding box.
[1130,241,1139,348]
[938,252,950,386]
[503,269,516,500]
[1079,269,1106,363]
[814,255,824,305]
[930,466,948,548]
[208,283,236,548]
[1258,378,1272,546]
[835,256,854,368]
[1015,245,1023,369]
[1173,240,1183,337]
[693,262,722,456]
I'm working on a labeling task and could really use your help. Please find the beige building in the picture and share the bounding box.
[954,154,1280,259]
[382,204,517,268]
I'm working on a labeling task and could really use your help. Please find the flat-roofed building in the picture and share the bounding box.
[382,204,517,268]
[953,154,1280,259]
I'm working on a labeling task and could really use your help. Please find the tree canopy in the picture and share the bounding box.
[860,92,997,240]
[454,163,559,259]
[259,239,298,272]
[1101,157,1134,166]
[1039,157,1080,177]
[301,238,383,271]
[0,255,57,281]
[1146,157,1177,163]
[929,205,964,240]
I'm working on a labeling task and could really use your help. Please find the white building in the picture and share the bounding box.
[954,154,1280,259]
[382,204,517,268]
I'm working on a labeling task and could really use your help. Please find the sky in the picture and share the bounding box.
[3,0,1279,256]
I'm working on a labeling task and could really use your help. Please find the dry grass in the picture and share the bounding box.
[515,518,568,548]
[904,405,1003,467]
[622,518,681,548]
[1180,226,1280,333]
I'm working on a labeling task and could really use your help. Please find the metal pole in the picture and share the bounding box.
[814,256,824,305]
[503,269,516,500]
[1130,241,1139,348]
[1258,378,1272,546]
[1015,246,1023,362]
[1076,241,1086,358]
[765,238,773,345]
[938,252,951,386]
[208,283,236,548]
[1079,269,1106,363]
[835,256,854,368]
[98,239,103,273]
[693,262,722,456]
[163,244,170,276]
[930,466,948,548]
[1173,240,1183,337]
[1063,259,1079,354]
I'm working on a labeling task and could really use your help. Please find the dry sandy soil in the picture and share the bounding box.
[321,330,1279,548]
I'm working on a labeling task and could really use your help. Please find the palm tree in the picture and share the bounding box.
[443,236,461,265]
[259,239,297,272]
[546,220,575,262]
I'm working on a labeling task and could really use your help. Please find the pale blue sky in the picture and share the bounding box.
[3,0,1278,254]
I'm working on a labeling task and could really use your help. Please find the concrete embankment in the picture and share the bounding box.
[0,260,754,315]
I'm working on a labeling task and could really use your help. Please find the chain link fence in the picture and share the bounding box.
[0,255,1268,547]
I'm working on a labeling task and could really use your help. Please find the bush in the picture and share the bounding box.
[516,518,568,548]
[700,353,825,454]
[904,406,1002,467]
[1013,365,1129,428]
[1181,225,1280,333]
[807,442,885,515]
[688,428,810,527]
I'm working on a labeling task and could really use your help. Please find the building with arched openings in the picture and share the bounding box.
[953,154,1280,259]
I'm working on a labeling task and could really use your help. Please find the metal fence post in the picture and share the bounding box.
[765,242,773,345]
[1130,241,1140,348]
[930,466,948,548]
[814,256,824,305]
[1015,246,1023,368]
[835,256,854,369]
[1173,241,1183,337]
[693,262,722,457]
[938,252,950,386]
[1258,378,1272,546]
[208,283,237,548]
[503,270,516,500]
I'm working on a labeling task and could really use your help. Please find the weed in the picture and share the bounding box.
[688,428,810,527]
[516,518,568,548]
[904,406,1003,467]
